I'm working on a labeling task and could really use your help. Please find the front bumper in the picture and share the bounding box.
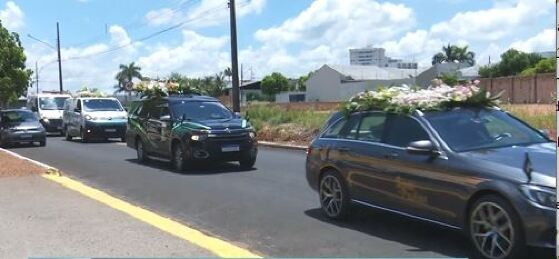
[187,135,257,161]
[84,120,127,139]
[1,130,46,143]
[40,118,63,132]
[514,196,556,248]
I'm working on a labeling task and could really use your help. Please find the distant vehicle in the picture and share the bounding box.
[306,107,555,259]
[27,92,72,134]
[0,109,46,147]
[6,96,27,110]
[126,95,257,171]
[62,97,128,142]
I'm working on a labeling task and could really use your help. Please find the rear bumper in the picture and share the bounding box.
[84,121,126,139]
[1,131,46,143]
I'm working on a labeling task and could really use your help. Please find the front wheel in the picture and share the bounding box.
[65,127,72,141]
[80,128,89,143]
[172,144,188,172]
[319,170,351,219]
[39,140,46,147]
[468,195,525,259]
[239,155,256,169]
[136,139,148,163]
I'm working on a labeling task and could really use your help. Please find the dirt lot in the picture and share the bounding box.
[0,149,46,177]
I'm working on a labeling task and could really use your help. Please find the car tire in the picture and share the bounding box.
[319,170,351,220]
[171,144,188,172]
[65,127,73,141]
[136,139,148,163]
[468,195,525,259]
[239,154,256,169]
[39,140,46,147]
[80,128,88,143]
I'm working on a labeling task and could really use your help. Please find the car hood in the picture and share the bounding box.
[461,142,556,188]
[2,121,43,130]
[193,118,248,130]
[84,110,127,119]
[40,109,64,119]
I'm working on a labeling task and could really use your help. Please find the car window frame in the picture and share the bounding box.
[320,113,361,140]
[355,111,387,143]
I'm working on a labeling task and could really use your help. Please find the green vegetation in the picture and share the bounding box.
[432,44,475,66]
[479,49,550,78]
[246,103,555,144]
[261,72,289,98]
[166,71,227,97]
[0,21,33,108]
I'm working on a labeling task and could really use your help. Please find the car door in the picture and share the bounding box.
[145,101,168,156]
[154,103,172,156]
[380,114,464,226]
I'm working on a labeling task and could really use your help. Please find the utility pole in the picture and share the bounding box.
[228,0,240,112]
[56,22,64,93]
[240,63,244,85]
[35,61,39,94]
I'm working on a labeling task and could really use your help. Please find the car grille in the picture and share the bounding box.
[49,119,62,127]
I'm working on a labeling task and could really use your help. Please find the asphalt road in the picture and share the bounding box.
[10,137,553,258]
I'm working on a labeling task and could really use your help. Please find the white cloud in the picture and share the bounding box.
[0,1,24,30]
[145,0,266,28]
[510,29,554,53]
[138,30,230,77]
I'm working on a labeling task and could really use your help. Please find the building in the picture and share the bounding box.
[349,47,418,69]
[415,62,477,87]
[306,64,418,102]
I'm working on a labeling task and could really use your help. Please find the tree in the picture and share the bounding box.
[115,62,142,101]
[432,44,475,66]
[440,73,458,86]
[0,21,32,108]
[223,67,232,82]
[520,57,555,76]
[479,49,543,77]
[297,72,312,91]
[261,72,289,98]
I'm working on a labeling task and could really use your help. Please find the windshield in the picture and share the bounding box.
[171,101,233,121]
[424,108,549,152]
[1,111,38,123]
[39,97,68,110]
[83,99,123,111]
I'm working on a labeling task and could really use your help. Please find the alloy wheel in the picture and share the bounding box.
[470,201,514,259]
[173,145,184,171]
[319,175,344,217]
[137,141,145,162]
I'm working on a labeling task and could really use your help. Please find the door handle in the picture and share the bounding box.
[384,153,399,159]
[338,147,351,152]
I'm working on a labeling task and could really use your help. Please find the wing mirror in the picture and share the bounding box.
[233,112,241,118]
[74,108,81,113]
[406,140,440,156]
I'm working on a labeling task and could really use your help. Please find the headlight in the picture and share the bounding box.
[519,185,556,209]
[41,117,49,123]
[84,115,96,121]
[249,131,256,138]
[191,134,207,141]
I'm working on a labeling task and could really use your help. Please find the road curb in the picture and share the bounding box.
[258,141,308,151]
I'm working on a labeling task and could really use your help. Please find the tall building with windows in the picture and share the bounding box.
[349,47,418,69]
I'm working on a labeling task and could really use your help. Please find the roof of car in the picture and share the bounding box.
[0,109,33,113]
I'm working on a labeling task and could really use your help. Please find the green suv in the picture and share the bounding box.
[125,95,258,171]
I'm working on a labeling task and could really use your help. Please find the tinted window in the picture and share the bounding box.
[39,97,68,110]
[82,99,123,111]
[357,113,386,142]
[150,104,169,120]
[424,109,548,152]
[171,101,232,121]
[322,115,359,139]
[1,111,38,123]
[383,115,430,147]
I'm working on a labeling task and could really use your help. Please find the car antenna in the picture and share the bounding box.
[523,152,532,183]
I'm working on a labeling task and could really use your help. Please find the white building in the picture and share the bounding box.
[306,64,420,102]
[349,47,418,69]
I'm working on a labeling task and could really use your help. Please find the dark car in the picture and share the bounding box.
[0,109,47,147]
[126,95,258,171]
[306,107,555,259]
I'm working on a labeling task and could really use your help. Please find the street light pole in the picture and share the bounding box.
[56,22,64,93]
[228,0,240,112]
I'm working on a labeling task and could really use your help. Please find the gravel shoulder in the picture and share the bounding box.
[0,149,212,258]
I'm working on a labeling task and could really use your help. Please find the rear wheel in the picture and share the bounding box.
[319,170,351,219]
[468,195,525,259]
[39,139,46,147]
[136,139,148,163]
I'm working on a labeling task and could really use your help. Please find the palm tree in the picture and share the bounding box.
[224,67,232,82]
[432,44,475,66]
[115,62,142,102]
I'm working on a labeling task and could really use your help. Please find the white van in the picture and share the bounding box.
[62,97,128,142]
[27,92,72,134]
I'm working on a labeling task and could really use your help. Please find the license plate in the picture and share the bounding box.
[20,134,32,139]
[104,129,117,132]
[221,145,240,152]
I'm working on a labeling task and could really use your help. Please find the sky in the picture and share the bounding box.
[0,0,554,93]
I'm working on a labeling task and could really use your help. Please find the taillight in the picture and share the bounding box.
[306,147,312,155]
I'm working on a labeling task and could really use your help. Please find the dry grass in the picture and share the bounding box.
[0,149,46,177]
[502,104,555,137]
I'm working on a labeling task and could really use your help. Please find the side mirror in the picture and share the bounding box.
[124,107,128,112]
[234,112,241,118]
[74,108,81,113]
[406,140,439,156]
[31,107,38,112]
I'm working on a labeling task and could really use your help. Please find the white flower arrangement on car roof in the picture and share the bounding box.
[132,80,197,98]
[343,79,502,115]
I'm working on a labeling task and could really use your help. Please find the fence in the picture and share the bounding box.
[478,73,555,104]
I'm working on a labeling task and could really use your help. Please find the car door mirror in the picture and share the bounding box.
[74,108,81,113]
[406,140,438,156]
[31,106,38,112]
[233,112,241,118]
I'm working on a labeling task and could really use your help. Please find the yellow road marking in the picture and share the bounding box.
[41,174,261,258]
